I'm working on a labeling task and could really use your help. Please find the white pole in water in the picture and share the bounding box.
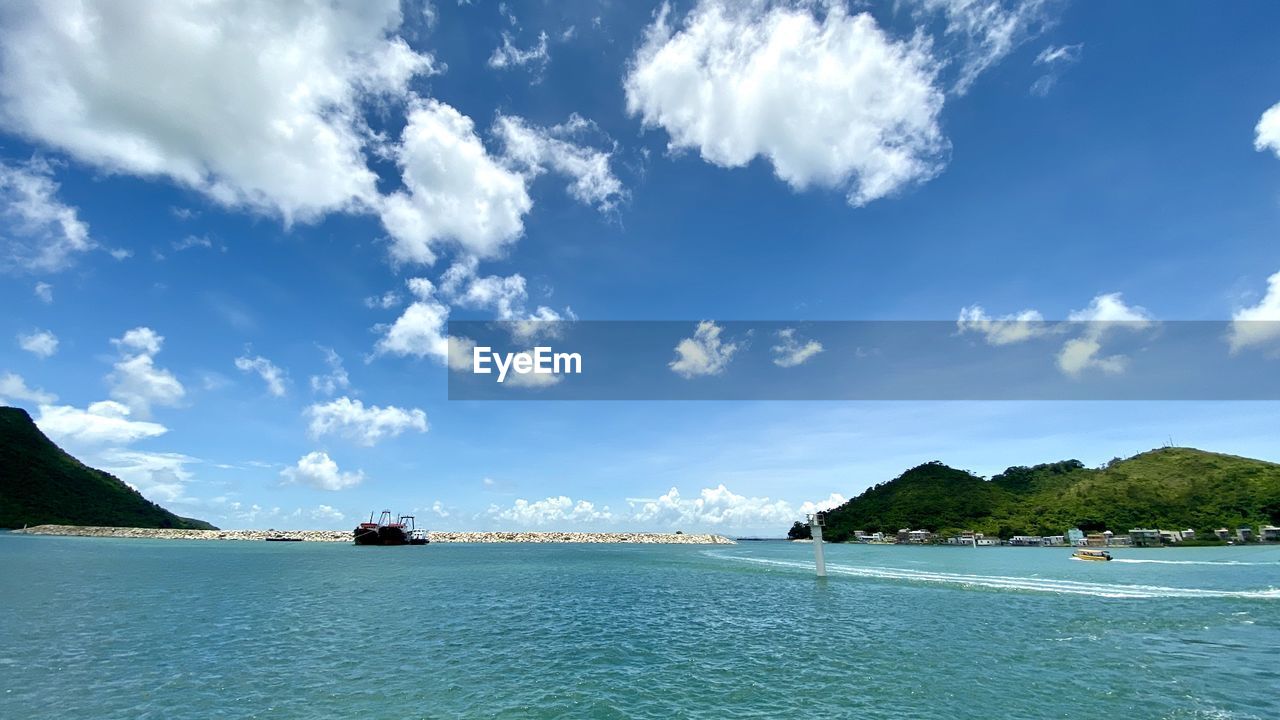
[809,513,826,577]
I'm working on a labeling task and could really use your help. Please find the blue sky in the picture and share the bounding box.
[2,0,1280,535]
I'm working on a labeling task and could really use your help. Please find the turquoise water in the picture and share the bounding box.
[2,534,1278,719]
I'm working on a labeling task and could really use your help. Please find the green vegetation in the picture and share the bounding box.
[788,448,1280,542]
[0,406,216,530]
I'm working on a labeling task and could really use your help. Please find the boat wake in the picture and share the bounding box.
[1109,558,1280,566]
[716,555,1280,599]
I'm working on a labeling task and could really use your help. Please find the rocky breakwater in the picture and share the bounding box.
[426,531,736,544]
[12,525,349,542]
[12,525,736,544]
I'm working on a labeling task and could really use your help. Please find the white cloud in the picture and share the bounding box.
[36,400,167,445]
[0,159,94,272]
[0,0,436,223]
[1029,41,1080,97]
[670,321,737,378]
[33,281,52,303]
[0,371,56,405]
[96,448,197,504]
[956,305,1050,345]
[364,291,402,310]
[915,0,1055,95]
[108,327,185,416]
[1057,293,1153,377]
[1256,103,1280,159]
[631,485,801,529]
[17,328,58,358]
[798,492,848,516]
[310,347,351,396]
[312,504,345,522]
[447,336,478,372]
[486,496,613,526]
[306,396,427,446]
[1229,270,1280,352]
[1035,43,1081,65]
[624,1,946,207]
[373,277,450,361]
[280,451,364,491]
[771,328,823,367]
[234,354,289,397]
[378,99,532,265]
[437,258,571,342]
[488,31,549,71]
[494,114,625,211]
[959,294,1153,377]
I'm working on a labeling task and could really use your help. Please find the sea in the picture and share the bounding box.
[2,533,1278,719]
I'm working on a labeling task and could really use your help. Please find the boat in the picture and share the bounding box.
[353,510,428,546]
[1072,548,1112,561]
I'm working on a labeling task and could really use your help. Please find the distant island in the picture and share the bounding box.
[789,448,1280,544]
[0,406,216,530]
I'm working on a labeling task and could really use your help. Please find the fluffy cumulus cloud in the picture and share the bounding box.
[958,293,1154,376]
[35,400,167,445]
[1256,103,1280,159]
[771,328,823,367]
[1058,293,1153,376]
[34,281,53,303]
[630,485,844,530]
[0,371,56,405]
[97,449,198,504]
[0,159,94,272]
[957,305,1051,345]
[494,114,625,211]
[625,1,946,207]
[17,328,58,358]
[0,0,435,223]
[305,396,428,446]
[1229,270,1280,352]
[378,99,532,265]
[670,321,737,378]
[374,277,450,361]
[486,496,613,526]
[438,257,572,341]
[234,354,289,397]
[108,327,186,416]
[280,451,364,491]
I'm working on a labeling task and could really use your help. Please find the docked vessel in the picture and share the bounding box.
[353,510,429,546]
[1072,548,1112,561]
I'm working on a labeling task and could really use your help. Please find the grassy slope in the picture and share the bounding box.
[0,406,216,530]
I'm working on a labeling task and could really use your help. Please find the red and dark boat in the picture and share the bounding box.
[353,510,429,546]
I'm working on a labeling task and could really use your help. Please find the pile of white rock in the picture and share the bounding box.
[13,525,736,544]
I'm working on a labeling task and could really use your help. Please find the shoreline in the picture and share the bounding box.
[8,525,736,544]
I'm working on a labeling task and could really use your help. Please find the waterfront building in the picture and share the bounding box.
[1009,535,1043,546]
[1181,529,1196,540]
[1215,528,1231,541]
[1261,526,1280,542]
[1158,530,1183,544]
[1237,527,1255,543]
[975,537,999,546]
[1085,533,1109,547]
[1066,528,1085,545]
[896,529,911,543]
[908,529,933,544]
[1042,535,1066,546]
[1130,528,1161,547]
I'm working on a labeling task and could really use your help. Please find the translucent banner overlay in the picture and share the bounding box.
[446,321,1280,400]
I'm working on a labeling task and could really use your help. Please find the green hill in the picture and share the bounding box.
[0,406,216,530]
[790,448,1280,542]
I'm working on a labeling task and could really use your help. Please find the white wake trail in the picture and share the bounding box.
[719,555,1280,599]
